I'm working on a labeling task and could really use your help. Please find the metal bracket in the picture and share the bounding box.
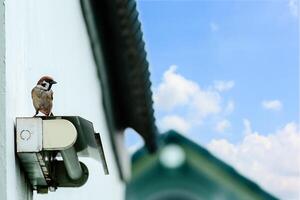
[16,116,109,193]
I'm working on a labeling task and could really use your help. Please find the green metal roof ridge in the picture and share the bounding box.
[80,0,158,179]
[131,130,278,200]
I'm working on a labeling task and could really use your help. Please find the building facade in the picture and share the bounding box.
[0,0,156,200]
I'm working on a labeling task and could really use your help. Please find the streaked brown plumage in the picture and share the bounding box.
[31,76,57,116]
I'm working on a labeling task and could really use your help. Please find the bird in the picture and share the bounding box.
[31,76,57,117]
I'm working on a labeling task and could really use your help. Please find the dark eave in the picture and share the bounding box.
[80,0,158,179]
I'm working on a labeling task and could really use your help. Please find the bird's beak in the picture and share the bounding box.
[52,80,57,84]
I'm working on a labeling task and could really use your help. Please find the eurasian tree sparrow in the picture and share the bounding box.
[31,76,57,116]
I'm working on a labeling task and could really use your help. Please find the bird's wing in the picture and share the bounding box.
[50,90,53,100]
[31,88,34,99]
[31,87,42,111]
[31,87,43,99]
[31,88,38,99]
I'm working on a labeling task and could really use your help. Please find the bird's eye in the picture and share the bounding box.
[41,83,46,87]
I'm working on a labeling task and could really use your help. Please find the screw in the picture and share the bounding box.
[20,130,31,140]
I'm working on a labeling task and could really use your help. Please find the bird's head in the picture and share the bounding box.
[37,76,57,91]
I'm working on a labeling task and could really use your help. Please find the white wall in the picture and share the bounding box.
[0,0,7,199]
[4,0,125,200]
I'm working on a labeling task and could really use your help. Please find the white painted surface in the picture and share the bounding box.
[16,118,43,152]
[4,0,125,200]
[0,1,6,200]
[43,119,77,150]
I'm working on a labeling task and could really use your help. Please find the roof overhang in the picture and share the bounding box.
[80,0,158,180]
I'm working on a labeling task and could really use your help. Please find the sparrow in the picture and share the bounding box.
[31,76,57,116]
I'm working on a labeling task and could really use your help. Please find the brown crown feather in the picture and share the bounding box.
[37,76,55,85]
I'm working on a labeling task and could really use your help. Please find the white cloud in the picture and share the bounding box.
[288,0,299,17]
[243,118,254,135]
[160,115,191,134]
[192,89,221,118]
[154,65,222,119]
[154,66,237,135]
[210,22,219,32]
[224,100,235,114]
[208,121,300,200]
[215,119,231,133]
[153,65,198,111]
[213,80,235,92]
[262,100,282,111]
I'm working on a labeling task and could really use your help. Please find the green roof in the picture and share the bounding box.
[127,131,278,200]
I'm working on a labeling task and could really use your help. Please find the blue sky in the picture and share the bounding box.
[137,0,298,142]
[125,0,299,199]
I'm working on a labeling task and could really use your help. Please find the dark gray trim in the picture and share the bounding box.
[80,0,158,180]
